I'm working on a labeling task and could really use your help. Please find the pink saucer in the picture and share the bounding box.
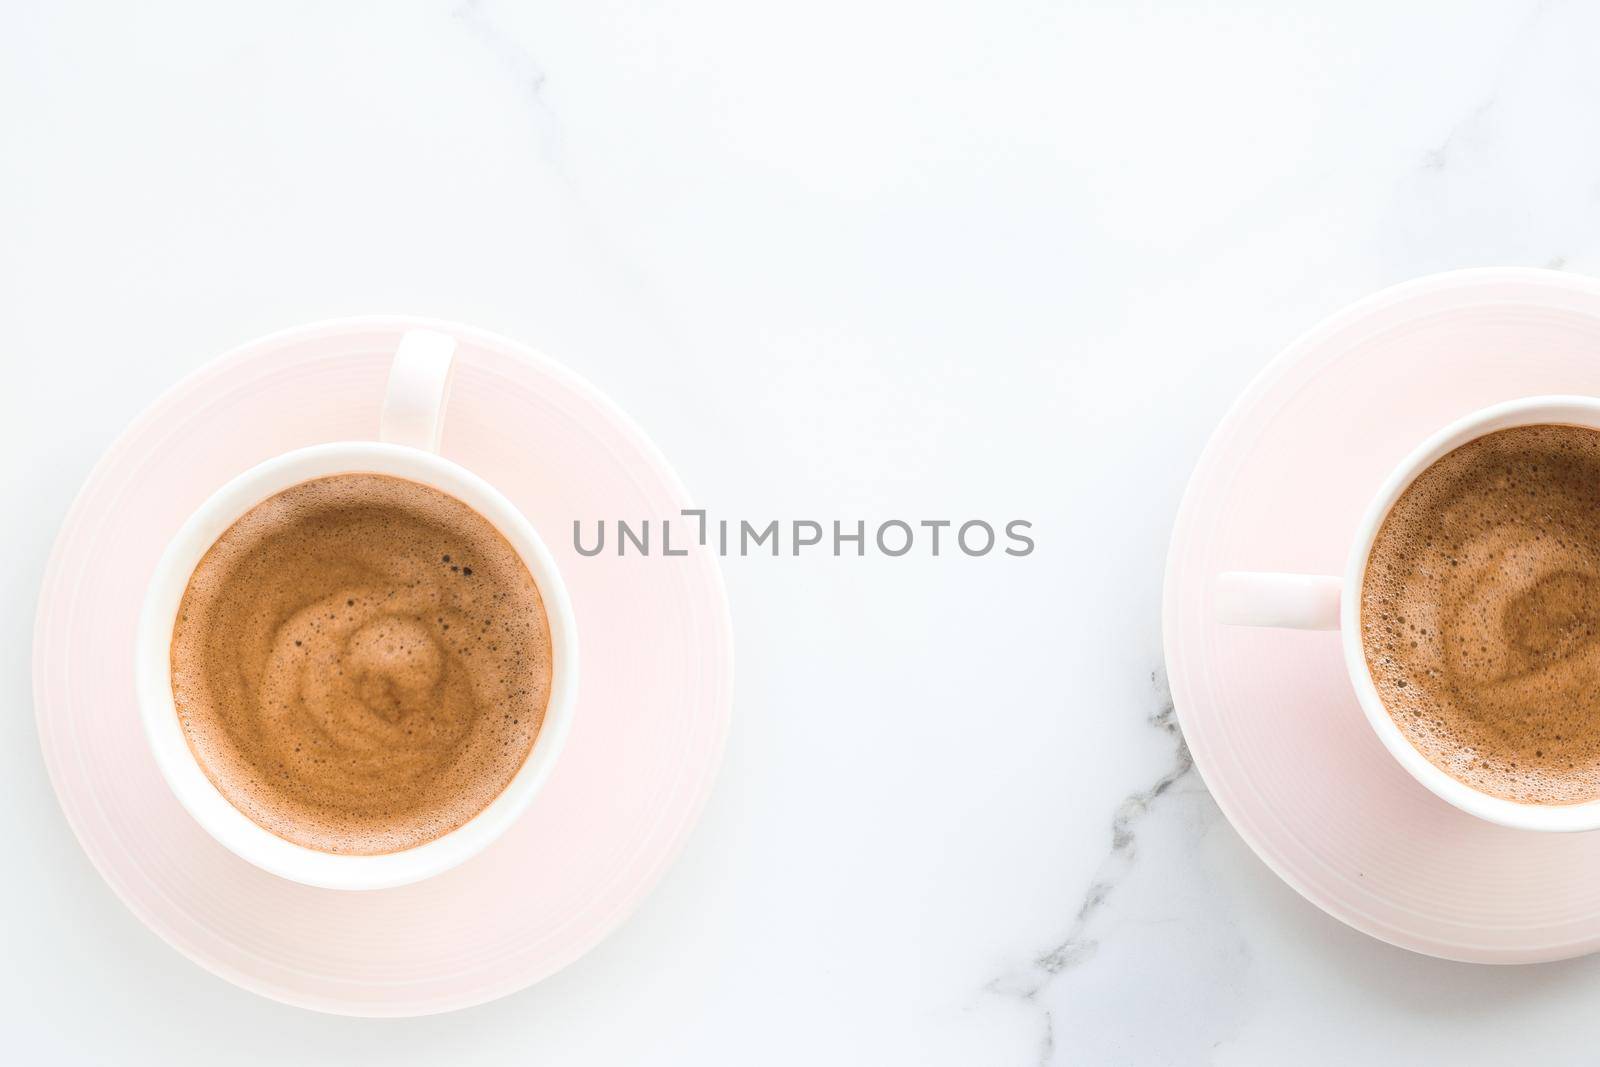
[33,318,733,1014]
[1165,268,1600,963]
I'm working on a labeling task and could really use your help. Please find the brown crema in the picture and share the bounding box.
[1362,424,1600,805]
[170,473,552,854]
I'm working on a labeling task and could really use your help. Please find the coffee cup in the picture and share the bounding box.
[1216,395,1600,832]
[135,330,579,889]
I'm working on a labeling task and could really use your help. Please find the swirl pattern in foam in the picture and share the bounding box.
[170,473,552,854]
[1362,424,1600,805]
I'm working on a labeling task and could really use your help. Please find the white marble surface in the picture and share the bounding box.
[7,1,1600,1063]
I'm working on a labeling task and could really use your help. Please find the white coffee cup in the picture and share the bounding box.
[135,330,579,889]
[1217,395,1600,833]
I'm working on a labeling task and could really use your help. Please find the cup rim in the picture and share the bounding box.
[1340,395,1600,832]
[135,441,579,889]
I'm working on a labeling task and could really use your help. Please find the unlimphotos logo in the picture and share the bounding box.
[574,510,1034,558]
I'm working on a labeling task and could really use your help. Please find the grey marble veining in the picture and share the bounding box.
[986,673,1195,1063]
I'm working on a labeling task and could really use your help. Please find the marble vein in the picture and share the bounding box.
[450,0,563,162]
[1421,99,1495,173]
[1419,0,1555,174]
[986,670,1193,1061]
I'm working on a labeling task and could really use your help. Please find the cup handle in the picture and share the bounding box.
[380,329,458,453]
[1214,571,1342,630]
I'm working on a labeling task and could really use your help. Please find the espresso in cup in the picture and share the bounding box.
[1361,424,1600,805]
[170,472,553,854]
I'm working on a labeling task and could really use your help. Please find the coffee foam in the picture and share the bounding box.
[1361,424,1600,805]
[170,473,552,854]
